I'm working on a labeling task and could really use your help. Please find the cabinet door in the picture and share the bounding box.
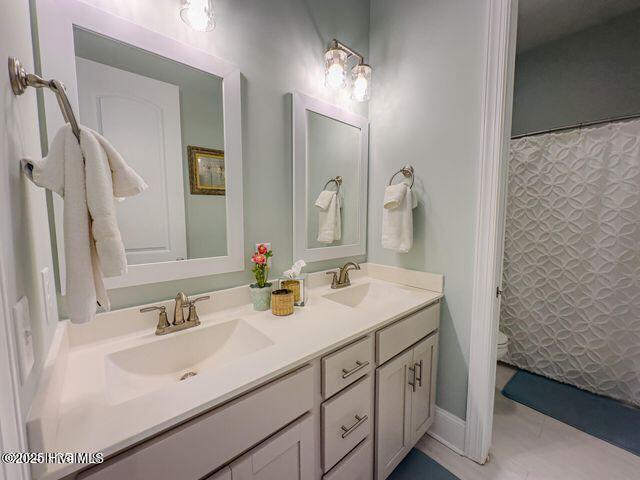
[375,349,413,480]
[205,466,232,480]
[230,414,315,480]
[410,333,439,444]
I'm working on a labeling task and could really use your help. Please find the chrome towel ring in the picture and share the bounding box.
[324,176,343,194]
[388,165,414,189]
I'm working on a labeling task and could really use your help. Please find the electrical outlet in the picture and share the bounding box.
[41,267,57,325]
[12,297,35,384]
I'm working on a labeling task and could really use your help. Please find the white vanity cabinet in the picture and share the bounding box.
[229,414,315,480]
[373,302,440,480]
[72,301,440,480]
[76,366,314,480]
[206,467,232,480]
[375,333,439,480]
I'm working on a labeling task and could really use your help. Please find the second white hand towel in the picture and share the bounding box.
[22,125,146,323]
[315,190,341,243]
[382,183,415,253]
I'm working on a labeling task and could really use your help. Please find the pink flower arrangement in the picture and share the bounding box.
[251,244,273,288]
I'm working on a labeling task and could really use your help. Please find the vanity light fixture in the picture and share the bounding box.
[324,39,372,102]
[180,0,215,32]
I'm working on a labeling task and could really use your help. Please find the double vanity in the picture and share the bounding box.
[29,264,443,480]
[26,3,442,479]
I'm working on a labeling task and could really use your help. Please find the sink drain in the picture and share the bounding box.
[180,371,198,381]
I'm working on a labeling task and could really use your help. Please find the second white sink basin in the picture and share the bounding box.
[105,319,273,404]
[322,282,414,308]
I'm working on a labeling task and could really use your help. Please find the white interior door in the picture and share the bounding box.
[76,57,187,265]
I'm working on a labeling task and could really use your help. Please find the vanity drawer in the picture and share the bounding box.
[322,336,374,399]
[322,375,372,472]
[78,365,314,480]
[323,437,373,480]
[376,302,440,365]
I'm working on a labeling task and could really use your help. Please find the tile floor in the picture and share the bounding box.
[415,363,640,480]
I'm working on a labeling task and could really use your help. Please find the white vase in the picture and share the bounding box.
[249,283,272,311]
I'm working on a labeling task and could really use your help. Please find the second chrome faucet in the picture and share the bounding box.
[140,292,210,335]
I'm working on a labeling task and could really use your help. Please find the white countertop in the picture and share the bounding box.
[28,264,443,479]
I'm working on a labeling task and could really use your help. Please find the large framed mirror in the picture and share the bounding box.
[293,92,369,262]
[36,0,244,289]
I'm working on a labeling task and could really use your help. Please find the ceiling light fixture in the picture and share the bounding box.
[324,39,372,102]
[180,0,215,32]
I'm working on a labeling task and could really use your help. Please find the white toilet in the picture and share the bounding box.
[497,331,509,360]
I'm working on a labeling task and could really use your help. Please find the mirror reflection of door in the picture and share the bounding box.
[73,27,227,266]
[77,57,187,264]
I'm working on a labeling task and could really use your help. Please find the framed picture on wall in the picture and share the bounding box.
[188,146,226,195]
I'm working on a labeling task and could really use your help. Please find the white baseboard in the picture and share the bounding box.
[427,407,466,455]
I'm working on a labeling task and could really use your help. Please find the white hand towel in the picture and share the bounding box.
[383,183,408,210]
[315,190,335,210]
[22,125,146,323]
[381,184,415,253]
[82,128,147,277]
[316,190,341,243]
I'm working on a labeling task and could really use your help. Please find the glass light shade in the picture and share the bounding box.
[324,48,348,89]
[180,0,215,32]
[351,64,372,102]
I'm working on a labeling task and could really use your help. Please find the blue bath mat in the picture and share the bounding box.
[388,448,460,480]
[502,370,640,456]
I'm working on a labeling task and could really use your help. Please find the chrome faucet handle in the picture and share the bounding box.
[326,270,339,288]
[186,296,210,324]
[140,305,170,334]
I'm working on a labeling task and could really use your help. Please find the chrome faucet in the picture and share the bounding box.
[326,262,361,289]
[140,292,210,335]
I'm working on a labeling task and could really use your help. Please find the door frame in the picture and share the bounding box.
[464,0,518,464]
[0,243,29,480]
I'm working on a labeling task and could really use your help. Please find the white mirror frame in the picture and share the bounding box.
[36,0,244,290]
[293,92,369,263]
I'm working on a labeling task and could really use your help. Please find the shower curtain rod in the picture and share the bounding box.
[511,111,640,140]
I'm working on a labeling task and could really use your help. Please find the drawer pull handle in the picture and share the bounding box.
[341,360,370,379]
[408,366,417,392]
[340,414,368,439]
[415,360,423,387]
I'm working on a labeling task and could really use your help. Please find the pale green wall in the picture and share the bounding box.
[67,0,370,309]
[368,0,490,419]
[74,28,227,259]
[513,8,640,136]
[307,112,361,248]
[2,0,58,414]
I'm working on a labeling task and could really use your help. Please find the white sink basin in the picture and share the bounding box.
[322,282,414,308]
[105,319,273,404]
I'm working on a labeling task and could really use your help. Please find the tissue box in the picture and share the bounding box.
[278,274,308,306]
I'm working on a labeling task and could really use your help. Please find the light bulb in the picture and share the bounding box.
[351,64,372,102]
[326,64,346,89]
[180,0,215,32]
[324,48,348,90]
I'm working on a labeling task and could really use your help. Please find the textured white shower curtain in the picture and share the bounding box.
[501,118,640,407]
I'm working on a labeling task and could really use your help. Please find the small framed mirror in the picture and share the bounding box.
[293,92,369,262]
[36,0,244,290]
